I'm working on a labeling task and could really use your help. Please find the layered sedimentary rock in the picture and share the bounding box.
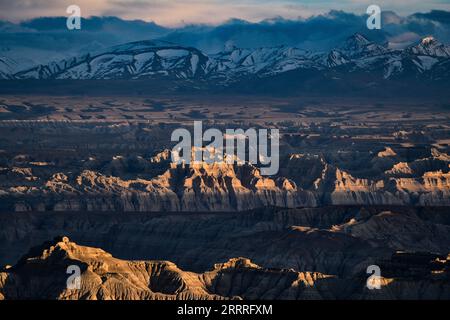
[0,237,340,300]
[0,147,448,211]
[1,237,448,300]
[1,206,449,278]
[6,161,315,212]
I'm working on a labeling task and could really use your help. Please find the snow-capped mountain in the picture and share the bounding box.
[5,34,450,84]
[14,40,210,80]
[406,36,450,58]
[323,34,450,80]
[339,33,388,59]
[208,45,322,80]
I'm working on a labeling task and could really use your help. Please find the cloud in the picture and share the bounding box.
[0,0,109,22]
[1,0,449,26]
[101,0,320,26]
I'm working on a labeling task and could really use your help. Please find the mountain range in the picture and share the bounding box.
[0,33,449,94]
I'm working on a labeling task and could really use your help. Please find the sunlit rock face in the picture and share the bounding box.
[1,206,449,285]
[0,146,449,211]
[1,237,449,300]
[0,236,340,300]
[35,161,315,212]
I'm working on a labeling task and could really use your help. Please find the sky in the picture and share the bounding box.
[0,0,450,26]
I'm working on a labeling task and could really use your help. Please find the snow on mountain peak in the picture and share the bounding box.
[408,36,450,58]
[338,33,387,59]
[6,34,450,82]
[421,36,436,46]
[14,41,210,80]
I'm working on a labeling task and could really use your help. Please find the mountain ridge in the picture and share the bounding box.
[1,236,449,300]
[1,146,448,212]
[3,33,449,88]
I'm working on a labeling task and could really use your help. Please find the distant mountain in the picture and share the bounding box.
[208,46,323,81]
[338,33,388,59]
[406,36,450,58]
[14,40,210,80]
[324,34,450,80]
[8,33,450,88]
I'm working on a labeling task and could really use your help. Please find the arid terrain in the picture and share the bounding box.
[1,236,449,300]
[1,2,450,305]
[0,95,448,211]
[0,94,449,299]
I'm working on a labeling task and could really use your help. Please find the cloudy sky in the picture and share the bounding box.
[1,0,450,25]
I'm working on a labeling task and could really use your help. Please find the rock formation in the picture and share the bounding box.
[0,146,448,211]
[1,237,448,300]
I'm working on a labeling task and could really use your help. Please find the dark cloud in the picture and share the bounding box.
[158,10,450,52]
[411,9,450,24]
[0,9,449,68]
[1,0,449,25]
